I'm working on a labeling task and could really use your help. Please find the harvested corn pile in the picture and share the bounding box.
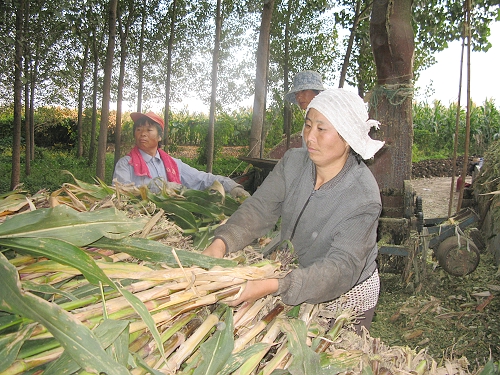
[0,175,498,374]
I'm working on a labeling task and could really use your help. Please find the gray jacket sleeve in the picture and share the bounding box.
[213,157,287,252]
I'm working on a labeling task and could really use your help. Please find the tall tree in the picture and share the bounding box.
[206,0,222,172]
[114,0,138,166]
[163,0,178,152]
[136,0,146,112]
[249,0,274,158]
[11,0,24,190]
[96,0,118,180]
[368,0,414,218]
[23,0,31,176]
[77,41,90,158]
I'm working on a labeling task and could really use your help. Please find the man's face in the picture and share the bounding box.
[134,121,161,155]
[295,89,318,110]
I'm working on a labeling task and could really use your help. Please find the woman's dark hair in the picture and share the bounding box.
[133,118,163,146]
[351,149,363,164]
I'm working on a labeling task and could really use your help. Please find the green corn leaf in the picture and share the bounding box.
[0,253,129,375]
[92,236,238,269]
[0,205,146,246]
[0,237,115,285]
[0,324,35,372]
[217,343,272,375]
[0,237,166,361]
[181,188,225,203]
[62,170,115,199]
[43,319,130,375]
[193,307,234,375]
[151,197,222,220]
[0,194,30,215]
[184,196,225,216]
[21,280,78,301]
[132,354,165,375]
[282,319,324,375]
[154,201,198,229]
[192,227,214,249]
[0,237,116,289]
[0,314,25,333]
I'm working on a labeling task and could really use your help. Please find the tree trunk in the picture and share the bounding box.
[23,0,30,176]
[338,0,362,88]
[206,0,221,173]
[249,0,274,158]
[11,0,24,190]
[115,1,135,166]
[88,35,99,166]
[282,0,292,150]
[29,60,35,161]
[369,0,414,218]
[163,0,178,153]
[96,0,118,180]
[136,0,146,113]
[77,42,89,158]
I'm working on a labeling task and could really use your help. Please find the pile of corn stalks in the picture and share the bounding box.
[0,175,497,374]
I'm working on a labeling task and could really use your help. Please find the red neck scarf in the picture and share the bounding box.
[128,146,181,184]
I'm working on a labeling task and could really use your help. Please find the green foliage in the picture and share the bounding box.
[412,98,500,160]
[0,149,115,195]
[0,98,498,195]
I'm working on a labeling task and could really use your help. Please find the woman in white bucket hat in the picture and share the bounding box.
[203,89,385,334]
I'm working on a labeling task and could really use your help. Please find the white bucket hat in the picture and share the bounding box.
[305,88,385,160]
[285,71,325,105]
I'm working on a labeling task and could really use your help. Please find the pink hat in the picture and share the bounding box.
[130,111,164,129]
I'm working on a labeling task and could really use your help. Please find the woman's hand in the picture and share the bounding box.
[225,279,279,307]
[202,238,226,259]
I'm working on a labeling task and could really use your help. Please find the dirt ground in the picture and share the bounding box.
[411,176,472,219]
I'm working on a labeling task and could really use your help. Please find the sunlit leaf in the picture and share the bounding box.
[92,236,238,269]
[0,253,129,375]
[193,307,234,375]
[0,205,146,246]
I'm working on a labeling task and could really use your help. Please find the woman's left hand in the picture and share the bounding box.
[225,279,279,307]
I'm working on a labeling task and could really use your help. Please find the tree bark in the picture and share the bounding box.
[96,0,118,180]
[136,0,146,113]
[23,3,31,177]
[163,0,178,153]
[338,0,362,88]
[11,0,24,190]
[88,34,99,166]
[282,0,292,150]
[369,0,414,218]
[115,0,136,166]
[206,0,221,173]
[77,42,89,158]
[249,0,274,158]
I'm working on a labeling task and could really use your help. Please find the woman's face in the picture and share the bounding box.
[303,108,349,168]
[134,121,161,155]
[294,89,318,110]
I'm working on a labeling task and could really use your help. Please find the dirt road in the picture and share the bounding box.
[411,176,471,219]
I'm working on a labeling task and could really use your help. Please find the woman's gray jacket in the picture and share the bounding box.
[214,148,382,305]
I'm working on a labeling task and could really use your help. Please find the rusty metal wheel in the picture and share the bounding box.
[436,235,480,276]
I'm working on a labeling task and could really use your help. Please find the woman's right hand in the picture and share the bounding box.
[202,238,226,258]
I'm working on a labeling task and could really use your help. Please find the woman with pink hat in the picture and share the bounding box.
[113,111,249,198]
[203,89,385,334]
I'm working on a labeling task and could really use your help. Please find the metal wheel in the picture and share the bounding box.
[436,235,480,276]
